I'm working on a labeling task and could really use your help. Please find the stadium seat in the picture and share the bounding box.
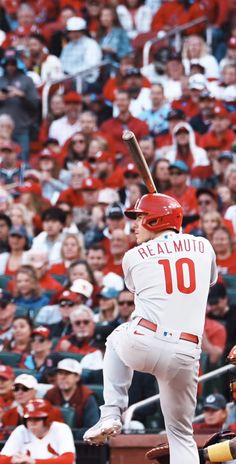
[60,406,76,427]
[0,352,22,367]
[56,352,85,362]
[0,275,12,289]
[223,274,236,289]
[52,274,66,285]
[87,384,104,406]
[14,368,37,377]
[227,288,236,305]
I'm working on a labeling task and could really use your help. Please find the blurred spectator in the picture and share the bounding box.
[46,289,81,337]
[45,357,100,434]
[206,282,236,356]
[0,290,16,343]
[0,47,40,161]
[60,16,102,88]
[93,150,123,188]
[118,162,143,205]
[155,108,186,157]
[13,265,50,318]
[48,91,83,146]
[95,287,120,325]
[16,181,48,234]
[0,213,12,253]
[62,131,89,168]
[48,5,77,57]
[100,89,149,160]
[225,204,236,235]
[9,203,34,240]
[214,63,236,107]
[23,249,63,294]
[225,165,236,203]
[57,161,90,208]
[165,161,198,217]
[0,225,29,276]
[164,121,209,169]
[32,207,66,265]
[87,244,107,275]
[0,140,24,187]
[200,105,235,152]
[75,176,103,234]
[117,67,151,117]
[0,114,15,143]
[116,288,134,323]
[198,210,222,242]
[21,326,52,381]
[211,225,236,275]
[202,314,226,365]
[27,33,64,86]
[182,34,219,80]
[49,233,85,276]
[193,393,228,433]
[39,93,65,142]
[54,305,97,355]
[3,315,32,354]
[67,260,96,289]
[97,5,133,64]
[0,365,15,410]
[104,229,129,277]
[138,83,170,136]
[151,158,171,193]
[0,189,13,215]
[38,150,66,204]
[219,35,236,71]
[189,90,216,135]
[116,0,152,39]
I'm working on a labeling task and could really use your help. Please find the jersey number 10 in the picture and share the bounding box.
[159,258,196,294]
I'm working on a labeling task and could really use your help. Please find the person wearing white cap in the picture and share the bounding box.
[44,358,99,436]
[60,16,102,84]
[2,374,38,429]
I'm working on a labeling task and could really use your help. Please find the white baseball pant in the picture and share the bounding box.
[100,317,201,464]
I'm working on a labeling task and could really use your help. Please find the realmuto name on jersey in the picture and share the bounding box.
[137,238,205,259]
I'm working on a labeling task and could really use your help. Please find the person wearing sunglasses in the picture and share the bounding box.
[55,306,97,355]
[117,288,135,324]
[20,327,52,382]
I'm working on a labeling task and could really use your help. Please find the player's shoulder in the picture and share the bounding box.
[50,421,72,432]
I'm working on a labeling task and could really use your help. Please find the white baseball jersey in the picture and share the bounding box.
[0,421,75,459]
[122,231,217,337]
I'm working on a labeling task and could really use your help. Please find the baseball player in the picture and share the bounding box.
[0,399,75,464]
[83,193,218,464]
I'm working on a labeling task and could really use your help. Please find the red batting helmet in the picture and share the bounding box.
[125,193,183,233]
[24,399,52,420]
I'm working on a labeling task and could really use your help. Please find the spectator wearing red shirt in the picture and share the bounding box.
[92,151,124,189]
[100,89,149,161]
[55,305,98,355]
[165,160,198,217]
[49,233,85,277]
[23,249,63,294]
[104,229,129,278]
[211,225,236,275]
[200,105,235,152]
[57,162,90,207]
[0,366,15,412]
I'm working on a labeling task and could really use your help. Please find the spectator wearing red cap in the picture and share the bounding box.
[200,105,235,151]
[13,265,51,319]
[100,90,149,160]
[118,162,143,205]
[93,151,124,189]
[220,36,236,72]
[48,91,83,146]
[20,326,53,382]
[60,16,102,87]
[49,233,85,278]
[0,365,15,411]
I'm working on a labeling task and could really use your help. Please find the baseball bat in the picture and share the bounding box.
[122,130,157,193]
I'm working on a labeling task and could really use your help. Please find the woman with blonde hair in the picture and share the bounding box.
[200,210,222,243]
[9,203,34,239]
[49,233,85,276]
[182,34,219,80]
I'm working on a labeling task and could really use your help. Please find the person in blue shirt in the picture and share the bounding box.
[14,265,50,320]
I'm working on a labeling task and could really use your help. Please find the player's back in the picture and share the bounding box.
[122,232,217,337]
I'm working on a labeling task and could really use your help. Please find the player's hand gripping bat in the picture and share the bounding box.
[122,130,157,193]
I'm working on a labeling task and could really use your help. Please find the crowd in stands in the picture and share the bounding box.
[0,0,235,444]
